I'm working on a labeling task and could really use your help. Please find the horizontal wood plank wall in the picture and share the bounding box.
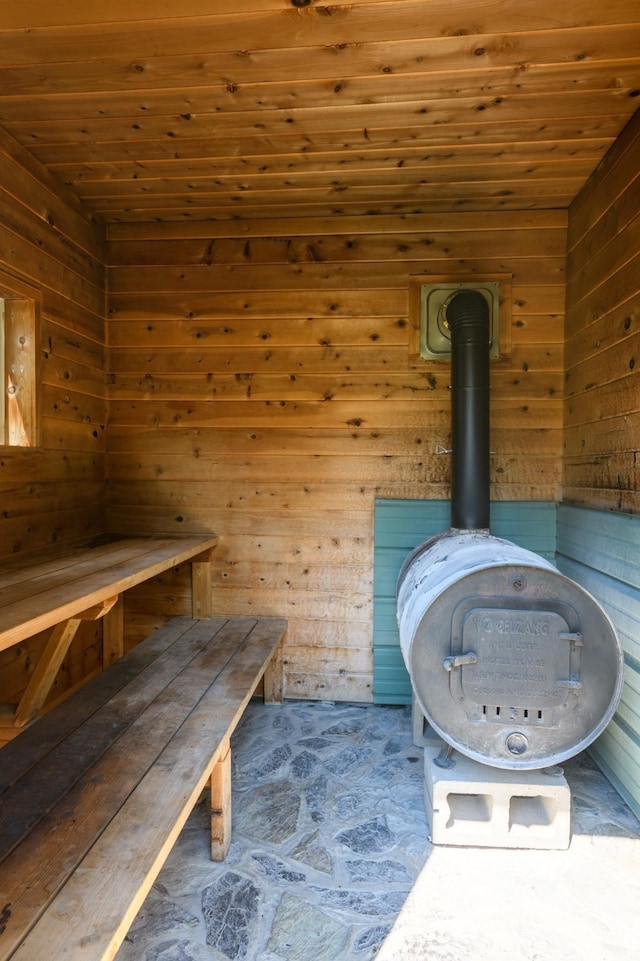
[561,107,640,816]
[374,499,558,704]
[0,130,107,714]
[106,210,566,701]
[557,505,640,819]
[564,107,640,513]
[0,129,107,557]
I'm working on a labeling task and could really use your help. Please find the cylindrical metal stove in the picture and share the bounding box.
[397,528,624,769]
[396,288,624,770]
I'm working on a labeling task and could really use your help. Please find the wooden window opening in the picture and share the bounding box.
[0,270,41,448]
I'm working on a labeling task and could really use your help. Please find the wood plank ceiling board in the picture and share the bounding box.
[0,0,639,223]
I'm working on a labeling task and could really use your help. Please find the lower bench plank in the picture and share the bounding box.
[0,616,230,858]
[0,615,286,961]
[0,615,224,796]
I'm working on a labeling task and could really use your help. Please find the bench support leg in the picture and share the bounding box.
[103,595,125,668]
[263,637,284,704]
[192,554,213,618]
[210,737,232,861]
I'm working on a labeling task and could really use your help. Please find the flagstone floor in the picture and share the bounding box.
[115,700,640,961]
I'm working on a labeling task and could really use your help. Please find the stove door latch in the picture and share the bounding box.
[443,652,478,671]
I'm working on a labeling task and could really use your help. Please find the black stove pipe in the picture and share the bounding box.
[446,289,491,531]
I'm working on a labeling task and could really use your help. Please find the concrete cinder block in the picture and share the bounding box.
[411,694,443,749]
[424,744,571,850]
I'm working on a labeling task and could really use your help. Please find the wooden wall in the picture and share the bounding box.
[0,128,107,557]
[0,129,107,710]
[106,210,566,700]
[564,108,640,511]
[559,106,640,818]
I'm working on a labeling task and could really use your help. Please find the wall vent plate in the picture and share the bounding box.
[420,281,500,360]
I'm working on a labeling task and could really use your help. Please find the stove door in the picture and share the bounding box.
[447,601,582,728]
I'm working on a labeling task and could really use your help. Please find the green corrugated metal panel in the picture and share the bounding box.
[373,500,557,705]
[556,557,640,664]
[590,721,640,822]
[557,503,640,590]
[373,647,413,705]
[557,504,640,820]
[617,662,640,742]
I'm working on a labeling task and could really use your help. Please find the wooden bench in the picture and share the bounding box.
[0,613,286,961]
[0,533,219,737]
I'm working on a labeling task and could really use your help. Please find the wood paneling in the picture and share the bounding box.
[1,3,640,223]
[107,210,565,699]
[0,128,107,711]
[564,109,640,514]
[0,130,107,559]
[561,110,640,816]
[0,0,635,804]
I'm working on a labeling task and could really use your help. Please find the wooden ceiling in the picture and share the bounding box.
[1,0,640,224]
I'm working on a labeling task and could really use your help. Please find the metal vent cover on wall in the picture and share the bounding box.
[419,281,500,360]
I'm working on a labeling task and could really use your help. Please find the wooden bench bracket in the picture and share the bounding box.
[13,595,120,728]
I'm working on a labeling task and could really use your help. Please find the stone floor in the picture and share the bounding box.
[115,700,640,961]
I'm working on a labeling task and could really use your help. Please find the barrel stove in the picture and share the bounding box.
[396,290,624,771]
